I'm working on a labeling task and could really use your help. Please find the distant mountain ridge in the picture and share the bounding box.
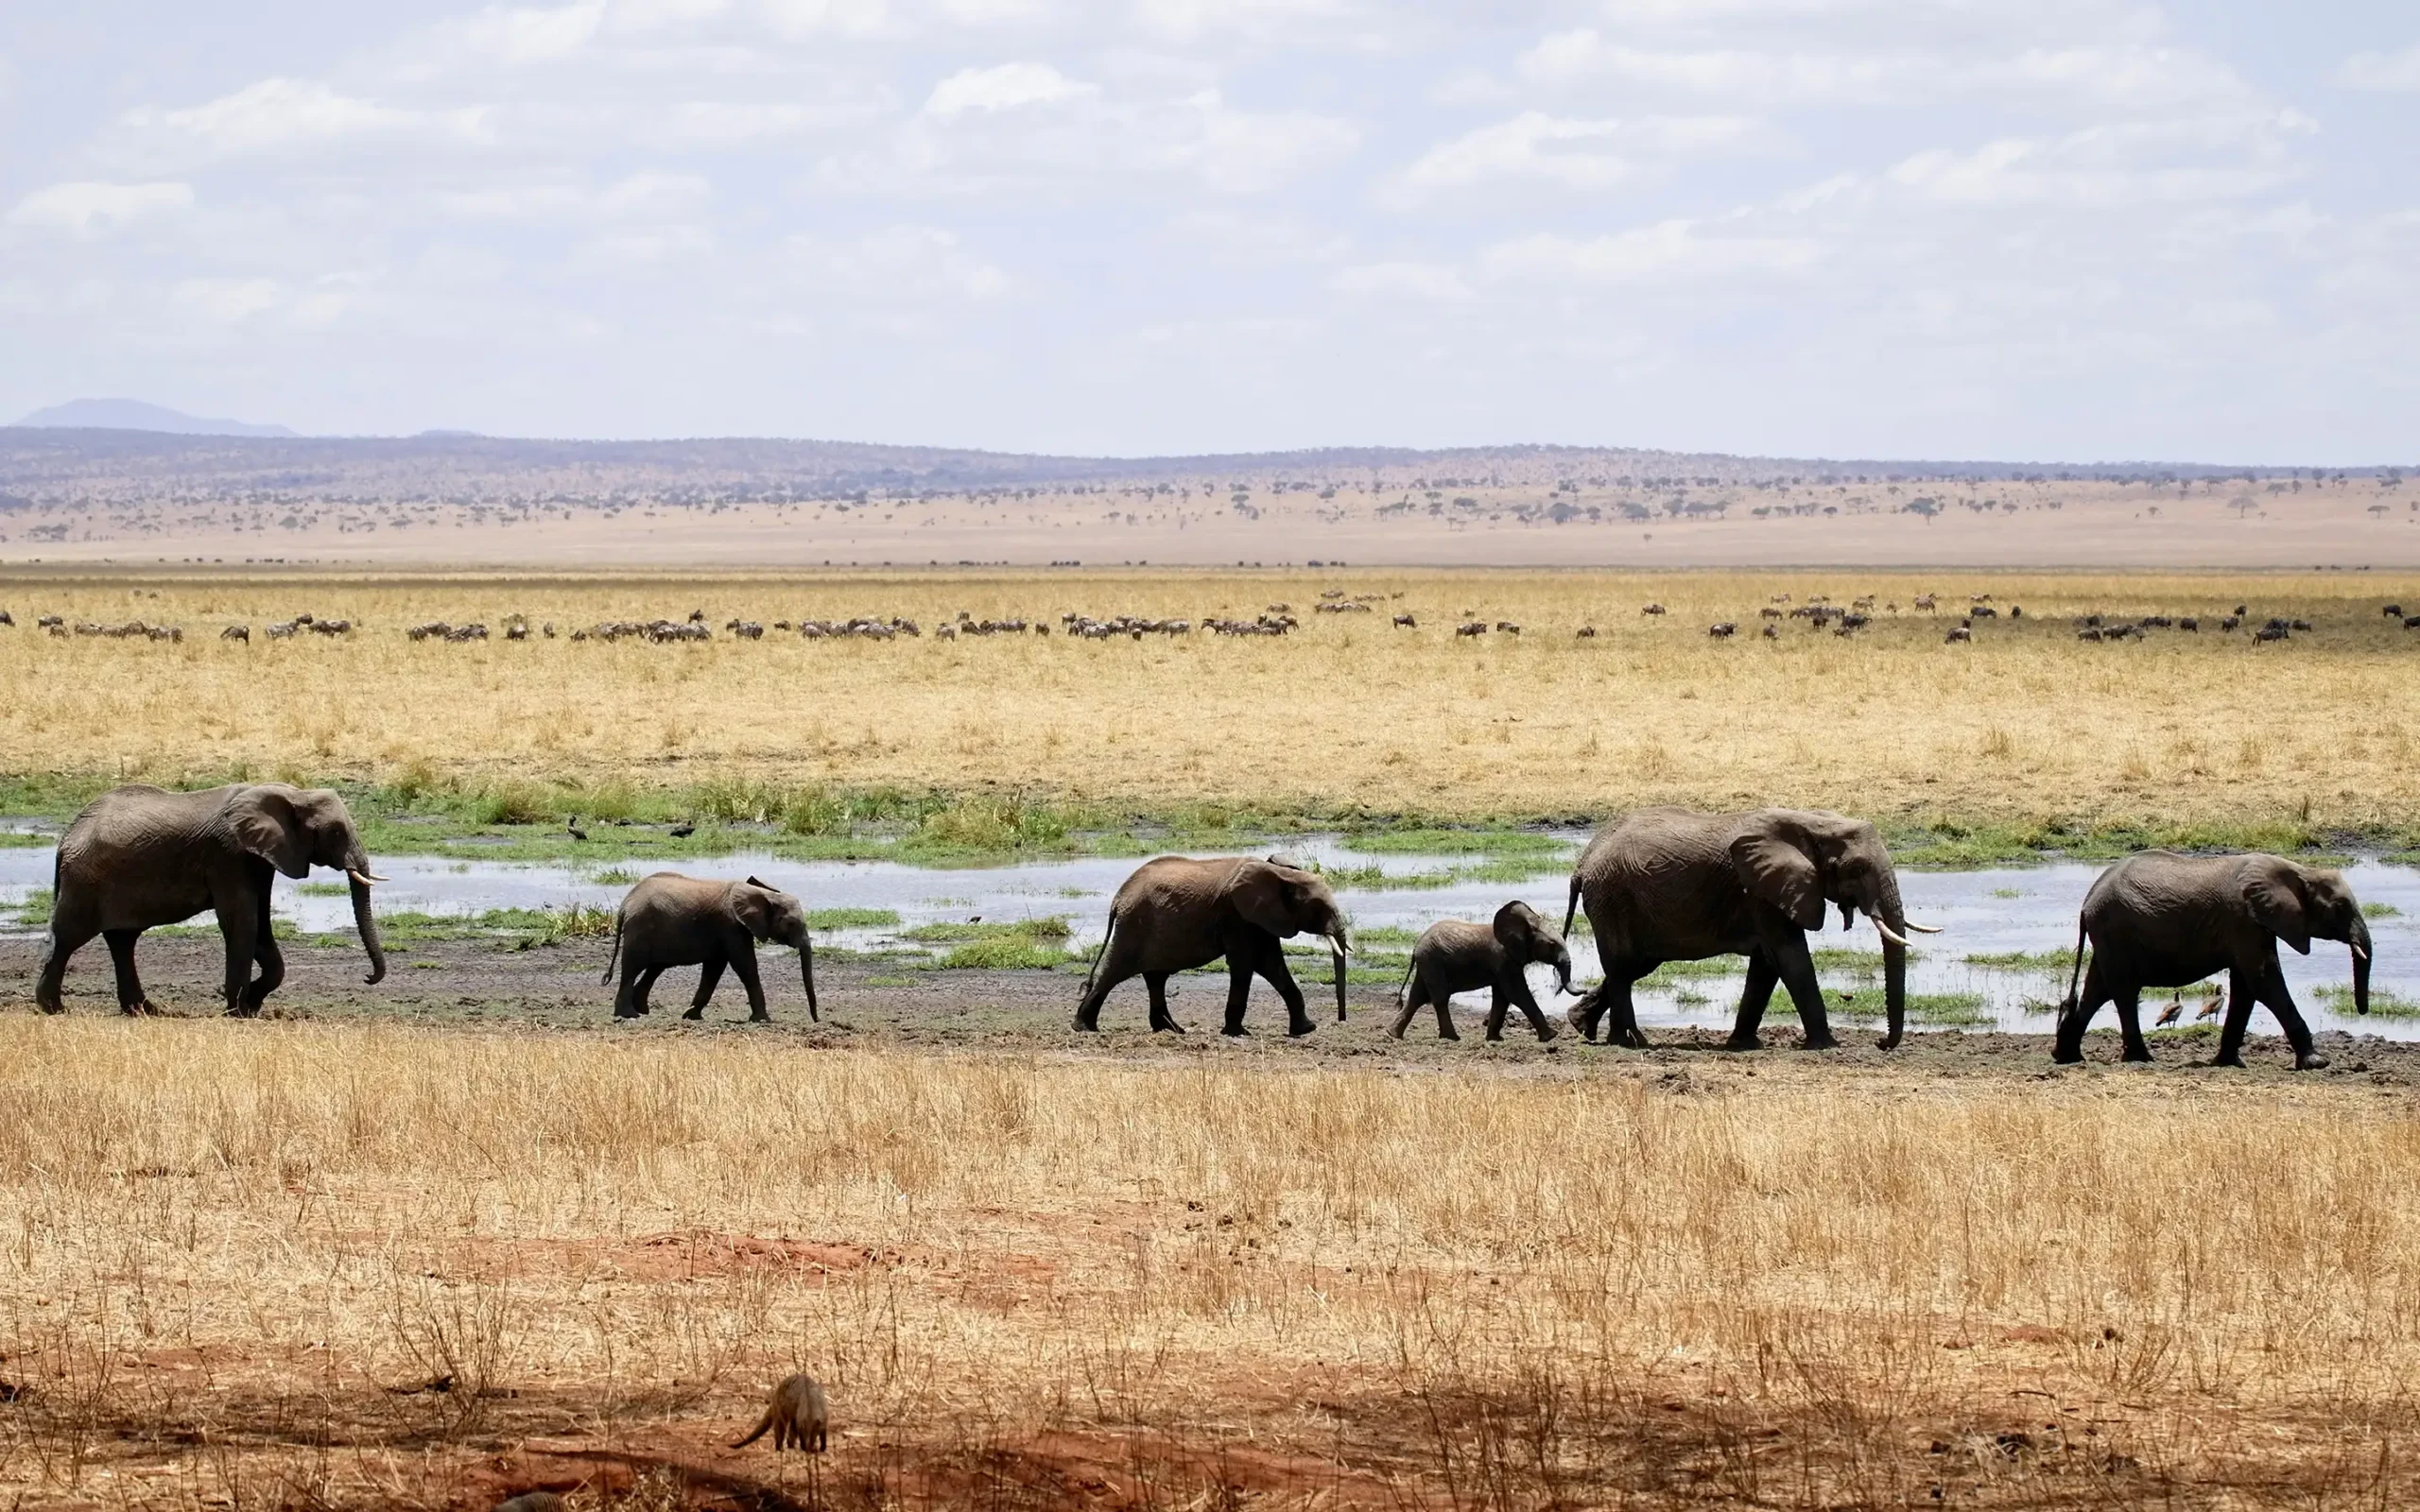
[10,398,298,438]
[0,426,2352,508]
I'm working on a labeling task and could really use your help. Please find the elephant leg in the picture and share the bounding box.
[241,885,285,1015]
[1434,985,1460,1040]
[1387,972,1425,1040]
[2257,962,2325,1071]
[1255,941,1315,1038]
[103,929,157,1015]
[1222,954,1255,1036]
[2054,956,2116,1063]
[1073,925,1142,1031]
[728,943,769,1022]
[1508,979,1556,1042]
[1768,934,1835,1050]
[628,964,667,1017]
[38,912,101,1015]
[1143,971,1184,1033]
[217,893,260,1018]
[614,957,645,1017]
[1728,951,1780,1051]
[1579,965,1650,1049]
[684,955,728,1020]
[2115,987,2152,1062]
[1484,988,1510,1041]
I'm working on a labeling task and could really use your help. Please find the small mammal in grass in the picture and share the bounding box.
[732,1373,829,1452]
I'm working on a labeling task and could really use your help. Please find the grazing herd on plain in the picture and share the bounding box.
[9,592,2418,647]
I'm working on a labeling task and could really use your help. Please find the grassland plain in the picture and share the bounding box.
[1,1013,2418,1509]
[4,569,2420,862]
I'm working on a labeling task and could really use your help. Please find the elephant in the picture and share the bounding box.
[1389,901,1570,1042]
[1561,807,1936,1051]
[602,872,818,1022]
[1073,856,1352,1037]
[2051,850,2370,1070]
[36,782,388,1017]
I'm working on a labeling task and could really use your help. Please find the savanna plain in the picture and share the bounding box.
[6,566,2420,1510]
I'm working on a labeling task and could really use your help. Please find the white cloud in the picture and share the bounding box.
[174,277,284,324]
[576,224,718,266]
[1519,30,2251,110]
[442,170,711,220]
[1480,221,1821,286]
[786,226,1014,301]
[1167,209,1350,266]
[1329,260,1471,302]
[2338,44,2420,93]
[923,60,1095,117]
[1882,112,2313,209]
[136,77,490,157]
[7,180,195,234]
[1384,112,1756,207]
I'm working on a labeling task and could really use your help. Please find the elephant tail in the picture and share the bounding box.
[1394,955,1418,1009]
[600,910,625,985]
[2059,913,2088,1014]
[1080,909,1117,998]
[1562,871,1582,939]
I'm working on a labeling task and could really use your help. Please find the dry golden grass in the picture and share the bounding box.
[4,568,2419,830]
[1,1017,2417,1508]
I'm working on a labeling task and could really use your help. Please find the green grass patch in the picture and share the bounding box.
[863,974,918,988]
[2363,902,2401,919]
[7,888,55,927]
[1905,992,1991,1025]
[0,830,51,849]
[1340,828,1573,858]
[2313,985,2420,1018]
[806,907,903,931]
[1964,950,2073,972]
[295,881,352,897]
[1810,947,1904,974]
[933,936,1086,971]
[1639,956,1742,983]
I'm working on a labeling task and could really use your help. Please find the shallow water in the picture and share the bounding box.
[3,839,2412,1040]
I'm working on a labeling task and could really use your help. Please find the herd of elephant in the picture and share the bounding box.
[28,782,2376,1069]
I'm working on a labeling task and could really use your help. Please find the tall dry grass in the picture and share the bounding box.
[1,1016,2416,1506]
[2,568,2418,830]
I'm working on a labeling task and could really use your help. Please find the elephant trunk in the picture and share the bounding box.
[349,871,388,985]
[2352,914,2373,1016]
[1874,875,1908,1051]
[1331,929,1351,1022]
[800,935,820,1022]
[1552,949,1573,995]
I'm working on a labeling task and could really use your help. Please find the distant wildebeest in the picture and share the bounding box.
[1393,613,1416,628]
[1457,621,1486,637]
[1640,603,1667,616]
[1707,622,1737,639]
[1945,627,1972,643]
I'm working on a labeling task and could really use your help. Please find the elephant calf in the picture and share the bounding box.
[1074,856,1352,1037]
[1391,902,1570,1042]
[604,873,817,1022]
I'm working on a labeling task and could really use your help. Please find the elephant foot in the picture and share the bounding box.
[1534,1023,1558,1043]
[1799,1034,1839,1052]
[1385,1025,1406,1040]
[1070,1015,1098,1032]
[35,1000,66,1016]
[682,1006,704,1021]
[1876,1033,1904,1052]
[2050,1043,2083,1065]
[1286,1017,1317,1039]
[2209,1053,2244,1069]
[1722,1033,1761,1052]
[2121,1046,2155,1064]
[1221,1022,1248,1038]
[749,1011,771,1023]
[1441,1027,1461,1042]
[1150,1018,1188,1035]
[2295,1052,2330,1072]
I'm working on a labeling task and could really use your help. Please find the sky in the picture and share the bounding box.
[2,1,2415,461]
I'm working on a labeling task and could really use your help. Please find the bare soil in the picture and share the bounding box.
[9,932,2415,1089]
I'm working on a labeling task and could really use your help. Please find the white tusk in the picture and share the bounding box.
[1905,920,1943,934]
[2353,943,2370,961]
[1870,914,1911,949]
[349,868,389,885]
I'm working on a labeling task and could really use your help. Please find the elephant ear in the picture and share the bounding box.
[1729,831,1825,931]
[1228,861,1309,937]
[229,787,312,879]
[1493,902,1542,960]
[2243,863,2312,954]
[732,882,776,940]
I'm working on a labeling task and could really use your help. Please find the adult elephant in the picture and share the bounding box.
[1073,856,1352,1036]
[36,782,387,1017]
[2051,851,2370,1070]
[603,873,818,1022]
[1562,807,1935,1051]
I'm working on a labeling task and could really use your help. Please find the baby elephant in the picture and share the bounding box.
[1391,901,1571,1041]
[733,1372,828,1452]
[603,872,818,1022]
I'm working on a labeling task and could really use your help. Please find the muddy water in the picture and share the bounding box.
[3,840,2413,1040]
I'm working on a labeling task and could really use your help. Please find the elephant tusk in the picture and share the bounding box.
[1904,920,1944,934]
[349,868,389,885]
[1870,914,1912,949]
[2352,942,2370,961]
